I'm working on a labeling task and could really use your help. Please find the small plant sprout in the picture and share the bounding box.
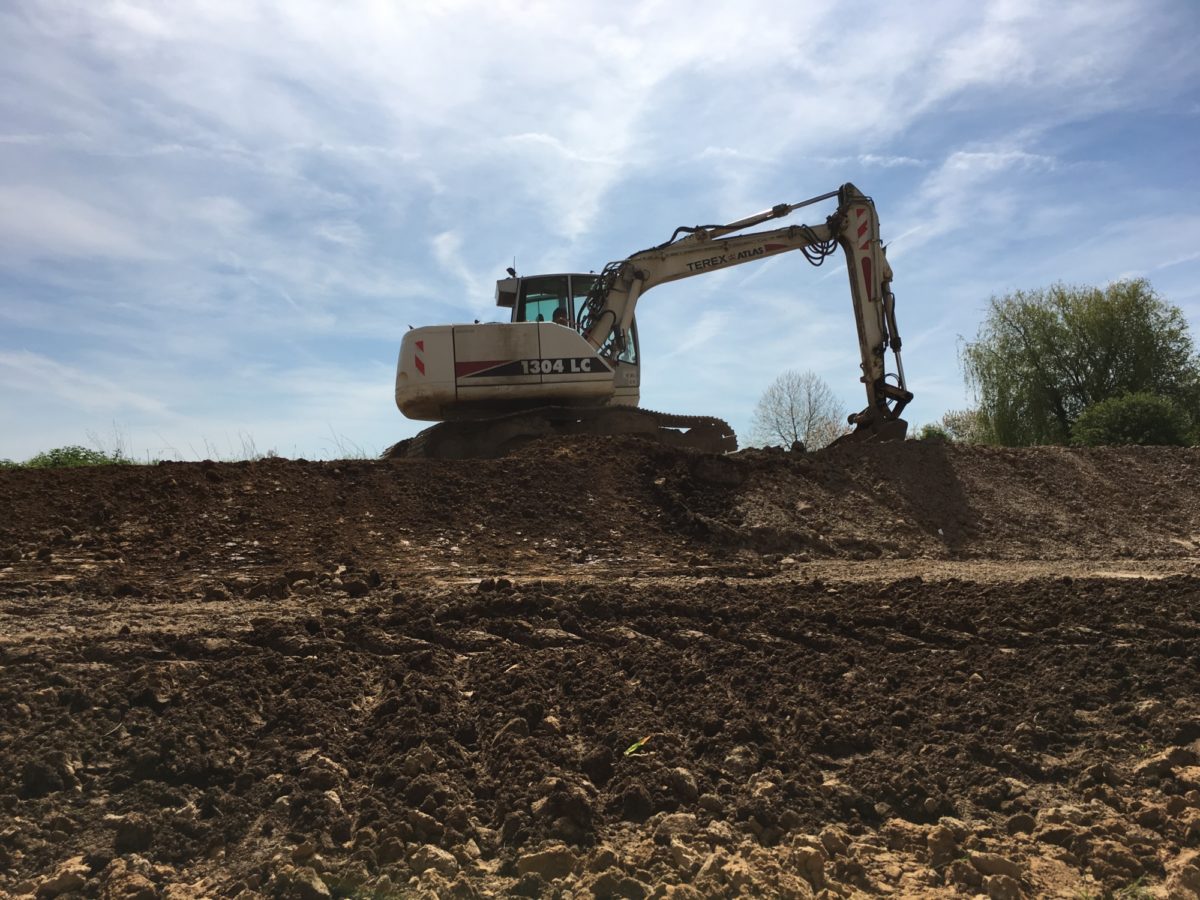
[624,735,652,757]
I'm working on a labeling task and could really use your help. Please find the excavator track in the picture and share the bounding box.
[385,406,737,460]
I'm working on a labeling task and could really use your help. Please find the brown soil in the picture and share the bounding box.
[2,438,1199,898]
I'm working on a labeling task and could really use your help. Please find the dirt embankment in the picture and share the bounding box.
[2,439,1199,898]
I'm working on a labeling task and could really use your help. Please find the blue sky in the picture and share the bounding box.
[2,0,1199,460]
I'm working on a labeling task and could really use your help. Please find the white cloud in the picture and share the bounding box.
[1,0,1198,457]
[0,350,168,416]
[858,155,926,169]
[0,185,153,260]
[887,148,1059,256]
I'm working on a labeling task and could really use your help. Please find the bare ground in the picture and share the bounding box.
[2,438,1199,898]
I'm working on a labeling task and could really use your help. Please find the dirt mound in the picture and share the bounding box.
[1,440,1197,578]
[658,441,1200,561]
[2,439,1200,897]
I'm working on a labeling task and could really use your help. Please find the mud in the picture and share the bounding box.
[2,438,1200,898]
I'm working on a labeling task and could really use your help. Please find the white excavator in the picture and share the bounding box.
[389,183,911,458]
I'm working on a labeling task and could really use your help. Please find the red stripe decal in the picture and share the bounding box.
[856,207,866,218]
[861,258,873,298]
[415,356,425,375]
[416,340,424,352]
[857,222,868,238]
[454,360,507,377]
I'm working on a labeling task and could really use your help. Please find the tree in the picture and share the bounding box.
[961,279,1200,445]
[938,408,991,444]
[1070,392,1191,447]
[750,370,848,449]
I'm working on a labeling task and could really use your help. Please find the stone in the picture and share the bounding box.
[411,844,459,877]
[587,848,618,873]
[408,808,442,840]
[114,814,154,853]
[590,868,647,899]
[620,784,653,822]
[291,840,319,862]
[883,818,928,852]
[1005,813,1036,835]
[653,813,697,842]
[984,873,1023,900]
[100,869,156,900]
[668,838,699,874]
[788,841,826,888]
[21,759,67,798]
[969,851,1022,880]
[1177,767,1200,791]
[290,867,331,900]
[1134,746,1197,780]
[36,856,89,898]
[300,754,348,789]
[818,825,849,857]
[937,816,970,840]
[1033,824,1078,847]
[723,745,759,776]
[666,767,699,803]
[1166,851,1200,896]
[1091,839,1142,878]
[696,851,726,882]
[704,821,735,846]
[511,872,546,897]
[341,579,370,597]
[516,844,577,881]
[946,858,981,888]
[403,744,440,776]
[723,855,757,892]
[751,778,778,799]
[377,837,405,864]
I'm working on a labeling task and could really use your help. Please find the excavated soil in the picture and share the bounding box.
[2,438,1200,899]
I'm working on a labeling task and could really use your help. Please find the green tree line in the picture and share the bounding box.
[923,279,1199,447]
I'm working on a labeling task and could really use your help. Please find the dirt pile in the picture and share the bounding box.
[2,439,1199,898]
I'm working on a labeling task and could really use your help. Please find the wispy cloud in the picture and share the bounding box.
[0,350,168,416]
[0,0,1198,457]
[0,186,154,261]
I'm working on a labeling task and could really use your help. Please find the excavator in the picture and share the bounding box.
[388,183,911,458]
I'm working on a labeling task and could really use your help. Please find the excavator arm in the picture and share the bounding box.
[578,183,912,439]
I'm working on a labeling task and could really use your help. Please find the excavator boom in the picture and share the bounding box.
[576,183,910,439]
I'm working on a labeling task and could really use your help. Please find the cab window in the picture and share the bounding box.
[618,324,639,365]
[516,275,569,324]
[571,275,597,325]
[600,323,639,365]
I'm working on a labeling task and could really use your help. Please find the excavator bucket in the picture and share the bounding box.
[833,416,909,446]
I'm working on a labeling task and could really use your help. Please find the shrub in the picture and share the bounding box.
[23,446,132,468]
[914,423,950,442]
[1070,393,1191,447]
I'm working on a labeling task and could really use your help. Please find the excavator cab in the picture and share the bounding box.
[497,273,640,365]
